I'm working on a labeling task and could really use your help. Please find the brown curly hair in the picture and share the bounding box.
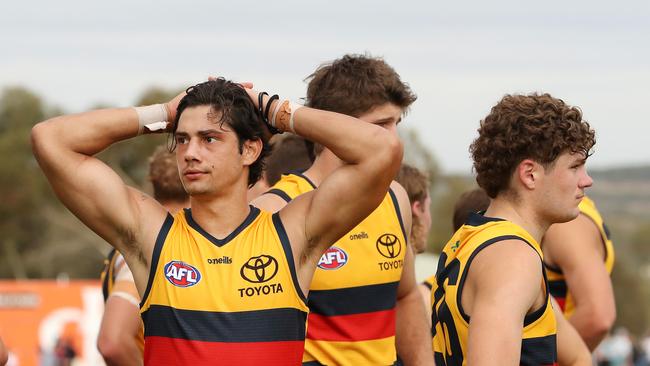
[149,145,188,203]
[470,93,595,198]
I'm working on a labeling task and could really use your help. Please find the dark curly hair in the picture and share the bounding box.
[470,93,595,198]
[170,79,271,187]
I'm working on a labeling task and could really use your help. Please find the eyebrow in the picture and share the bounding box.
[373,117,401,124]
[175,129,225,137]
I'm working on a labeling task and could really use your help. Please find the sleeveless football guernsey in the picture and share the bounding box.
[431,213,557,366]
[269,173,407,366]
[139,207,309,365]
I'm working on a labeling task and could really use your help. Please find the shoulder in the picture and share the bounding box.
[543,213,602,265]
[390,181,411,216]
[251,192,289,213]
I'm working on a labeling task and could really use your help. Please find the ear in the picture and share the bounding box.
[412,200,424,219]
[517,159,539,190]
[241,139,263,167]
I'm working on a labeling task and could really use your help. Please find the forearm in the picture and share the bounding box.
[293,107,401,166]
[396,287,435,366]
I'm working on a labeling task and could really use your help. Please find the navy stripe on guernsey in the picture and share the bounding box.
[296,173,317,189]
[307,281,399,316]
[521,335,558,365]
[548,279,568,298]
[267,188,293,203]
[388,188,407,240]
[273,212,308,304]
[421,281,433,290]
[455,234,549,327]
[142,305,307,342]
[303,359,403,366]
[139,213,174,308]
[184,206,260,247]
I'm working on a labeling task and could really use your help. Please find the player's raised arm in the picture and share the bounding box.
[30,92,184,278]
[248,90,402,267]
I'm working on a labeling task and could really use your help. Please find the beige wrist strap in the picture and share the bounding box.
[134,104,169,135]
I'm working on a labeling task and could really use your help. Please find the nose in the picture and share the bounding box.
[580,170,593,189]
[184,138,200,163]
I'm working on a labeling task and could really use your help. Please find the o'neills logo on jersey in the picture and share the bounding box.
[238,255,284,298]
[376,233,404,272]
[317,247,348,270]
[164,261,201,287]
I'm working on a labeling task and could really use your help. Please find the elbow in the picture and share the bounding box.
[97,332,124,363]
[30,120,53,159]
[581,307,616,341]
[376,131,404,175]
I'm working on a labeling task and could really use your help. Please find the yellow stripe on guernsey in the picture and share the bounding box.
[545,196,615,316]
[269,173,407,366]
[431,213,558,366]
[139,207,309,366]
[100,249,145,355]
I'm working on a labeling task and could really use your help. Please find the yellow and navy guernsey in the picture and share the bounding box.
[545,196,615,316]
[431,213,558,366]
[100,248,119,301]
[267,173,407,366]
[100,249,146,354]
[139,206,309,365]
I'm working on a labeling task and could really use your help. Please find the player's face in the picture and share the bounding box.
[174,105,247,196]
[539,151,593,223]
[358,102,403,137]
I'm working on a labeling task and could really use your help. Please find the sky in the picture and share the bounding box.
[2,0,649,173]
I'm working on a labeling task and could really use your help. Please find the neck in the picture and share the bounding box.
[188,184,251,240]
[484,194,550,244]
[302,149,344,187]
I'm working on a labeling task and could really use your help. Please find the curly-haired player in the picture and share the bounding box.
[431,93,594,365]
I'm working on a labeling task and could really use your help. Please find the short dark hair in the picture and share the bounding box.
[171,79,271,187]
[452,188,490,232]
[265,135,313,186]
[148,145,188,203]
[470,93,595,198]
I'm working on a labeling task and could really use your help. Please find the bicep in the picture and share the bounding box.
[39,145,162,256]
[465,241,542,365]
[303,165,387,257]
[548,217,614,315]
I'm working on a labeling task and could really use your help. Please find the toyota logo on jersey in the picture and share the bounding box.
[164,261,202,287]
[317,246,348,270]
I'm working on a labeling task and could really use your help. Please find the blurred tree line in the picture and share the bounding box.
[0,85,649,336]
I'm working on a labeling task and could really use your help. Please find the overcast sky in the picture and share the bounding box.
[2,0,648,173]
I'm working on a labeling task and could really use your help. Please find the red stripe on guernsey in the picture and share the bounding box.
[306,309,396,341]
[555,297,566,311]
[144,336,304,366]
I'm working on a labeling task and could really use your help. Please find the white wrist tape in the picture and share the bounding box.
[135,104,168,135]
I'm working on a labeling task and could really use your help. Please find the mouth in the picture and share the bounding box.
[183,169,205,180]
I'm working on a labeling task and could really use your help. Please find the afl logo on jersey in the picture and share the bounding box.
[164,261,202,287]
[317,247,348,270]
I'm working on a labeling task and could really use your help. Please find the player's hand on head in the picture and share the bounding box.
[165,89,187,123]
